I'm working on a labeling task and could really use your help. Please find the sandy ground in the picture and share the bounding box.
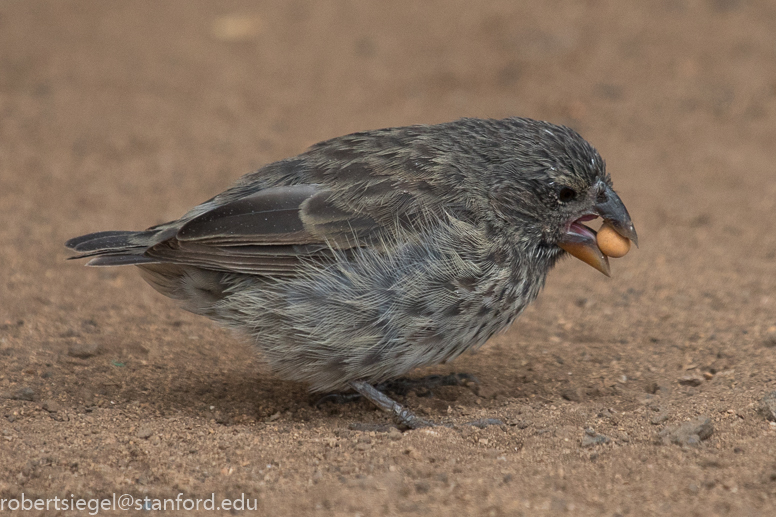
[1,1,776,515]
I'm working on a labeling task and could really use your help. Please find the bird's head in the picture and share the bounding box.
[487,119,637,276]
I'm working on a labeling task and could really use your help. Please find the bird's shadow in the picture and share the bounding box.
[49,353,497,428]
[21,324,584,428]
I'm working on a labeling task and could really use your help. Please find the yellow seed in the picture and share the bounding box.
[596,224,631,258]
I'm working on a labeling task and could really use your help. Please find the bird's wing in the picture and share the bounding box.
[143,184,381,276]
[75,126,467,276]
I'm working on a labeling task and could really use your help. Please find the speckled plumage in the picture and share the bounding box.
[67,117,635,422]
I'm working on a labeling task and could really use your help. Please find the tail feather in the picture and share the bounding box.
[86,255,159,266]
[66,230,155,265]
[65,231,138,251]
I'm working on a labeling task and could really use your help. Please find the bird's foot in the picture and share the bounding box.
[315,372,478,408]
[348,380,503,431]
[349,380,434,429]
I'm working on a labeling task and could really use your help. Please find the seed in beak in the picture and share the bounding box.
[596,223,631,258]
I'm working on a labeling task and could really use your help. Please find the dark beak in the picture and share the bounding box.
[595,186,638,247]
[558,184,638,276]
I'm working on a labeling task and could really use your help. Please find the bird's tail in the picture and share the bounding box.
[66,230,229,315]
[65,230,163,266]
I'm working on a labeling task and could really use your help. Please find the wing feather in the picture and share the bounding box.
[141,184,376,275]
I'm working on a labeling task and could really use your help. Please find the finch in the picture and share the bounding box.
[67,117,637,428]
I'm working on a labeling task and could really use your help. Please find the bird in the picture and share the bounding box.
[66,117,637,429]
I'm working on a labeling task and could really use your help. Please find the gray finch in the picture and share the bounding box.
[67,117,637,428]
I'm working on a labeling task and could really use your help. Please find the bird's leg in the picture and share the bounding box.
[319,378,502,431]
[315,372,477,407]
[349,380,434,430]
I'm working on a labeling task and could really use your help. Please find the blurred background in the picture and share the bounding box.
[1,1,775,514]
[2,1,774,285]
[2,1,774,231]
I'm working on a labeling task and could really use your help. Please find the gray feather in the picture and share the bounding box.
[86,255,158,266]
[65,231,138,252]
[66,117,619,394]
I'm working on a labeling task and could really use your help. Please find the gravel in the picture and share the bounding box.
[659,416,713,446]
[581,428,611,448]
[67,342,101,359]
[758,392,776,422]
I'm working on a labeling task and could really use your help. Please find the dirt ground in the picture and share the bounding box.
[1,1,776,515]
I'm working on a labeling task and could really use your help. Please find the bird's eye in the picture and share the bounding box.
[558,187,577,202]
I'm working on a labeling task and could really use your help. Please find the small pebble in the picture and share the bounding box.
[388,427,403,441]
[67,342,100,359]
[41,400,61,413]
[644,381,660,394]
[11,387,35,401]
[136,427,153,439]
[678,374,704,387]
[650,410,670,425]
[514,419,532,430]
[758,392,776,422]
[561,387,584,402]
[581,428,610,448]
[659,416,713,446]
